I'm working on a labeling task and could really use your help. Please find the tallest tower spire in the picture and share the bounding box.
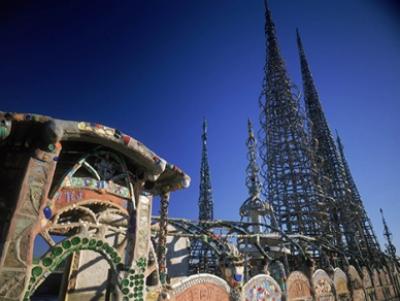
[264,0,284,68]
[263,0,292,91]
[259,1,331,247]
[198,119,214,221]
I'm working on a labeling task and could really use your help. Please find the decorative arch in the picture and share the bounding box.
[243,274,282,301]
[24,235,122,299]
[51,147,135,203]
[286,271,312,301]
[312,269,334,301]
[201,221,272,260]
[333,268,350,301]
[36,193,130,285]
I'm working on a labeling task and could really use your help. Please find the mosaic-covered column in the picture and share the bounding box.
[117,192,153,301]
[0,121,62,301]
[157,191,170,285]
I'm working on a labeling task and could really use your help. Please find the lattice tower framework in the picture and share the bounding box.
[259,0,333,264]
[336,134,382,264]
[198,119,214,221]
[296,30,363,264]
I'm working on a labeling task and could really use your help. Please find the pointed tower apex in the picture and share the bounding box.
[264,0,270,16]
[264,0,274,28]
[247,118,255,139]
[264,0,280,56]
[296,27,323,116]
[296,28,304,54]
[202,118,207,138]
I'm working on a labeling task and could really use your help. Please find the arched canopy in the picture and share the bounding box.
[0,111,190,195]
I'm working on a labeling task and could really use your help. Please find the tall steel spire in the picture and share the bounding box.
[336,134,381,262]
[296,29,356,258]
[198,119,214,221]
[259,1,331,243]
[240,119,276,230]
[380,208,397,261]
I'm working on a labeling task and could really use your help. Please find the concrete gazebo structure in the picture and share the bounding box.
[0,112,190,301]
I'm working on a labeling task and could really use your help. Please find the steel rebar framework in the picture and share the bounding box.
[198,119,214,221]
[240,119,276,231]
[380,208,397,263]
[336,134,382,265]
[296,30,363,265]
[190,119,217,274]
[259,1,333,266]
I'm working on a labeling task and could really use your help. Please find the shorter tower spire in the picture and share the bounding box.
[336,132,382,263]
[380,208,397,261]
[240,119,276,231]
[296,28,348,256]
[245,119,262,198]
[198,119,214,221]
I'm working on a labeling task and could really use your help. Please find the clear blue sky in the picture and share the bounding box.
[1,1,399,253]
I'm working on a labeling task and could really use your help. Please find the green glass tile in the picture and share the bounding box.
[71,237,81,245]
[51,246,63,256]
[62,240,71,249]
[31,266,43,277]
[42,257,53,267]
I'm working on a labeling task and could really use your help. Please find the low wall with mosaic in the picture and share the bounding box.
[348,265,366,301]
[362,266,375,301]
[242,274,282,301]
[286,271,313,301]
[312,269,334,301]
[169,274,231,301]
[373,269,385,301]
[334,268,350,301]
